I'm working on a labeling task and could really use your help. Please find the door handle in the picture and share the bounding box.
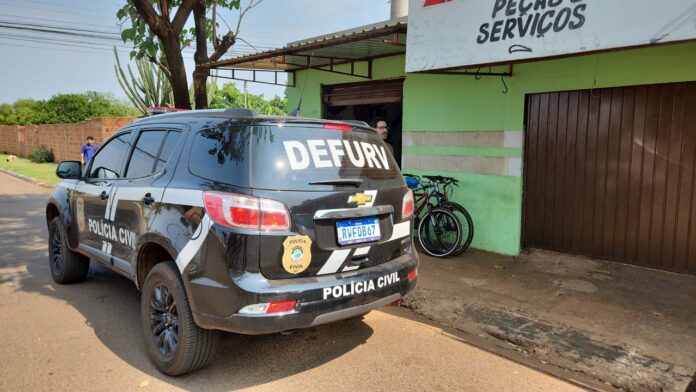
[100,191,109,200]
[142,193,155,206]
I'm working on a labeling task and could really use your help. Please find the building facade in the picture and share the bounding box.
[208,1,696,274]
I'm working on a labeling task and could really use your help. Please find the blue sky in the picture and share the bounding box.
[0,0,392,104]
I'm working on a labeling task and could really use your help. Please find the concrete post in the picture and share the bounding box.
[390,0,408,19]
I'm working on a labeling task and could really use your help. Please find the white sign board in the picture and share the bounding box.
[406,0,696,72]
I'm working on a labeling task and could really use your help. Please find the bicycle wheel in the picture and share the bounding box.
[442,202,474,255]
[418,208,462,258]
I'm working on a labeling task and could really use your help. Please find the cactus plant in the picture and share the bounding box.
[114,47,174,115]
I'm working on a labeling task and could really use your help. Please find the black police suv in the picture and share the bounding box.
[46,109,419,375]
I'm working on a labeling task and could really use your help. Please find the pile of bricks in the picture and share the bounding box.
[0,117,136,162]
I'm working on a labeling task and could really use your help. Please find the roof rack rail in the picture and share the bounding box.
[132,108,258,124]
[342,120,371,128]
[223,108,257,117]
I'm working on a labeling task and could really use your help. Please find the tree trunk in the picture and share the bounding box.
[193,68,209,109]
[161,35,191,109]
[192,1,209,109]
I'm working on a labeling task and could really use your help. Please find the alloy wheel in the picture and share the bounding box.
[50,226,63,275]
[150,284,179,356]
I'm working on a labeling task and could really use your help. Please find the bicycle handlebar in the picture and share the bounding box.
[423,175,459,186]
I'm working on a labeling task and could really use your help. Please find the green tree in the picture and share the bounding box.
[0,99,41,125]
[0,93,139,125]
[117,0,262,110]
[209,83,287,115]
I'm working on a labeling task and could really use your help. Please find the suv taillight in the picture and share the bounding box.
[402,190,414,220]
[203,191,291,231]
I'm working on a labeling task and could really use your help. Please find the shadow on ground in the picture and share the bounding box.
[0,193,373,390]
[403,248,696,392]
[687,373,696,392]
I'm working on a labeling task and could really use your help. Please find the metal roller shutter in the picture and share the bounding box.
[322,79,404,107]
[523,82,696,275]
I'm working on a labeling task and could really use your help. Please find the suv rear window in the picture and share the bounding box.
[189,125,250,187]
[250,125,402,191]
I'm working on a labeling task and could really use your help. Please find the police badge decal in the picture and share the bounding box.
[282,235,312,274]
[76,197,85,232]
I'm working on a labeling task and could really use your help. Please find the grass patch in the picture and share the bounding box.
[0,154,60,185]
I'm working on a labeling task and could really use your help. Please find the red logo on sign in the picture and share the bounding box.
[423,0,451,7]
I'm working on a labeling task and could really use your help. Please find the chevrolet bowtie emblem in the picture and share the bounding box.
[348,193,373,206]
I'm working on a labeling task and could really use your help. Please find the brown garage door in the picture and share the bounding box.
[523,82,696,275]
[322,78,404,107]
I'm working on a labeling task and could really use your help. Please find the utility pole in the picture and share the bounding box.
[244,81,248,108]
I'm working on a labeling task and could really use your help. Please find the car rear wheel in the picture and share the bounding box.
[141,261,219,376]
[48,217,89,284]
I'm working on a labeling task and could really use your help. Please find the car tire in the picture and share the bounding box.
[48,217,89,284]
[141,261,219,376]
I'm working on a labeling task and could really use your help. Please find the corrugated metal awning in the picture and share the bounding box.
[201,17,407,85]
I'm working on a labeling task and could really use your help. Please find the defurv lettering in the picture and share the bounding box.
[322,272,400,300]
[284,139,390,171]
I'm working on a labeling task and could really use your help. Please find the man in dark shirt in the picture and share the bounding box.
[372,118,394,156]
[80,136,98,164]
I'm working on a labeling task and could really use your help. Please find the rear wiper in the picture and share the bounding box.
[308,178,363,187]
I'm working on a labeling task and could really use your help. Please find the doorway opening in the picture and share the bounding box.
[322,78,404,165]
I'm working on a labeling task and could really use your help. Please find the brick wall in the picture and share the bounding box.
[0,117,136,161]
[0,125,19,155]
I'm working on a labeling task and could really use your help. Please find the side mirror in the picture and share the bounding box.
[56,161,82,180]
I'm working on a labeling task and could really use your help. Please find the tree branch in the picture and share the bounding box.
[209,32,235,63]
[131,0,166,36]
[211,0,218,49]
[159,0,170,21]
[172,0,197,35]
[235,0,263,36]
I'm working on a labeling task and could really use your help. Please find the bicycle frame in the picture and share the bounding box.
[412,180,451,219]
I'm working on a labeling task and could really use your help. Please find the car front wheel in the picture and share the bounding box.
[48,217,89,284]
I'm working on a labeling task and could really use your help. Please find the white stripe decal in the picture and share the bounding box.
[74,183,104,196]
[340,247,369,272]
[317,249,351,275]
[354,246,370,256]
[108,187,166,221]
[388,222,411,242]
[162,188,204,207]
[106,242,113,255]
[317,222,410,276]
[175,214,212,271]
[101,241,108,253]
[104,188,114,220]
[74,183,115,220]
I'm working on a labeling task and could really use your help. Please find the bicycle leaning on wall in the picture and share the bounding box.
[403,174,475,258]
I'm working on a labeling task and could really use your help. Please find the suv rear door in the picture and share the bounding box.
[249,123,412,279]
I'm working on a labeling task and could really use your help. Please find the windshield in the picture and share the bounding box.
[250,125,403,191]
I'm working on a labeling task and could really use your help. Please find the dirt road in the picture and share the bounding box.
[0,173,581,391]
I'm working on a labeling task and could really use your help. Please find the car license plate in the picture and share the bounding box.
[336,218,381,246]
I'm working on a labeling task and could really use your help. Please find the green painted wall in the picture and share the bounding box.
[404,42,696,132]
[287,55,406,118]
[288,42,696,256]
[404,169,523,255]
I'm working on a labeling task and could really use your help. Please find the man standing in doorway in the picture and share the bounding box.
[80,136,98,164]
[373,118,394,156]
